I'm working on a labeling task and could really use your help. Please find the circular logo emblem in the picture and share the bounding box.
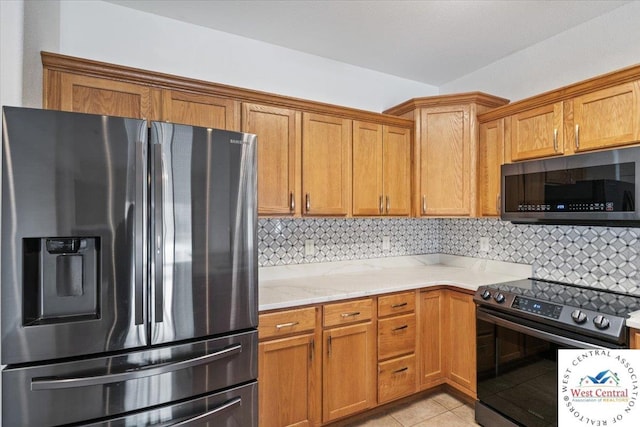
[559,349,639,426]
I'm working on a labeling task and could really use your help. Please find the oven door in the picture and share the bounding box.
[475,307,620,427]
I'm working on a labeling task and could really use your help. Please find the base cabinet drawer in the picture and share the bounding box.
[378,354,416,404]
[378,313,416,360]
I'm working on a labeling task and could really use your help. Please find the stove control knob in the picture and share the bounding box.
[494,293,506,304]
[593,315,610,330]
[571,309,587,324]
[481,289,492,300]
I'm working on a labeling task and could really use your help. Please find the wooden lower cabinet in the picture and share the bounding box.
[259,333,320,427]
[444,290,477,397]
[378,354,417,404]
[322,320,376,423]
[259,308,320,427]
[631,328,640,349]
[418,289,445,388]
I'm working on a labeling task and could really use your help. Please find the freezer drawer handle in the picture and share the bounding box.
[30,344,242,391]
[169,397,242,426]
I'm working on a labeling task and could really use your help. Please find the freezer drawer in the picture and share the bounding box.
[84,382,257,427]
[1,330,257,427]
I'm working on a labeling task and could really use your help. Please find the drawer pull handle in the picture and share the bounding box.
[392,325,408,332]
[275,321,299,329]
[393,367,409,374]
[341,311,361,318]
[391,302,408,309]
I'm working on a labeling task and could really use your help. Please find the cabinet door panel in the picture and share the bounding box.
[59,73,153,119]
[510,103,563,161]
[352,121,383,216]
[259,334,317,427]
[419,290,444,388]
[162,90,239,130]
[478,119,504,217]
[383,125,412,216]
[302,113,351,216]
[445,291,477,395]
[323,322,376,422]
[420,107,470,216]
[243,103,301,216]
[573,81,640,152]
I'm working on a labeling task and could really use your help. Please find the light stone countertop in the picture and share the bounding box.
[258,254,532,312]
[627,311,640,329]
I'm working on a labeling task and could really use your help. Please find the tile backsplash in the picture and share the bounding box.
[258,218,640,295]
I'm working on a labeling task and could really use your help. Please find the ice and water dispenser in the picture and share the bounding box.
[23,237,100,325]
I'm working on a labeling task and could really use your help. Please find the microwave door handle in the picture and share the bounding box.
[169,397,242,427]
[30,344,242,391]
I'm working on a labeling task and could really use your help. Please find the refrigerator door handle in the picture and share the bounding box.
[169,397,242,426]
[30,344,242,391]
[134,138,147,325]
[152,142,164,323]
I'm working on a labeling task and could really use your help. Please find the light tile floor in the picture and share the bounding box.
[343,392,481,427]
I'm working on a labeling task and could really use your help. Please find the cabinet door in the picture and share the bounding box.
[383,125,412,216]
[323,322,376,422]
[259,333,319,427]
[418,290,444,389]
[56,73,158,120]
[478,119,504,217]
[509,103,563,161]
[631,328,640,349]
[352,121,383,216]
[162,89,240,130]
[419,106,471,216]
[302,113,352,216]
[445,291,477,396]
[572,81,640,152]
[243,103,301,216]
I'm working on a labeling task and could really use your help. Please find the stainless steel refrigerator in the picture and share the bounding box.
[1,107,258,426]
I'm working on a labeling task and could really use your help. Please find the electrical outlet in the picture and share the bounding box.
[304,239,315,257]
[382,235,391,251]
[479,237,490,252]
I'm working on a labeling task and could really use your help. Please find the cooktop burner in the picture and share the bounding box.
[475,278,640,345]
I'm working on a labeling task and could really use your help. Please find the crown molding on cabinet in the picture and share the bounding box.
[382,92,510,117]
[41,51,414,128]
[477,63,640,123]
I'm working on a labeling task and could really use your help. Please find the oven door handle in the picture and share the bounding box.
[477,308,608,349]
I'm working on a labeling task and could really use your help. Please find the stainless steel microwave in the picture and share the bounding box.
[501,146,640,226]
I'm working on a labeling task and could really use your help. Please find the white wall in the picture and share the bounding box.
[1,0,25,108]
[46,0,437,112]
[439,1,640,102]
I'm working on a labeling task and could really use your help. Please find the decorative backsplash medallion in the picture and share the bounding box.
[258,218,640,295]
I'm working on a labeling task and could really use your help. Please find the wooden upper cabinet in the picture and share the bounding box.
[571,81,640,152]
[508,102,563,162]
[242,103,301,216]
[478,118,504,217]
[302,113,352,216]
[419,106,472,216]
[383,125,412,216]
[352,121,384,216]
[352,122,411,216]
[46,72,161,120]
[161,90,239,130]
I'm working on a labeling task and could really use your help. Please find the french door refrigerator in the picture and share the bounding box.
[1,107,258,426]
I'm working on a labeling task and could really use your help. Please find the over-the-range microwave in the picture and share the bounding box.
[501,146,640,226]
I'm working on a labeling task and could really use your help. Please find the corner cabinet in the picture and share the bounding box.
[302,113,352,216]
[384,93,509,217]
[352,121,411,216]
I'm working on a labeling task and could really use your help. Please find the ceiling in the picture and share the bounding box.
[105,0,630,86]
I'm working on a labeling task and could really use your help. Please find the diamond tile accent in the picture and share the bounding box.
[257,217,640,295]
